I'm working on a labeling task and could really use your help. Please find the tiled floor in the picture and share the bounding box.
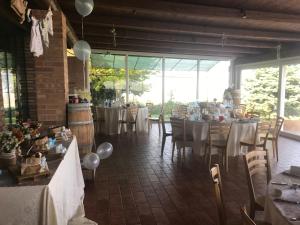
[84,123,300,225]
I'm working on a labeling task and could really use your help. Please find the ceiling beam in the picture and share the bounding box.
[69,14,300,42]
[76,27,278,49]
[91,43,242,58]
[84,36,263,54]
[61,0,300,32]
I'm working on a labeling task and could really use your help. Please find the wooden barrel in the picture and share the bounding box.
[68,103,94,158]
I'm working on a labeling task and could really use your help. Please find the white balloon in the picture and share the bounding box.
[73,40,91,61]
[96,142,113,159]
[83,153,100,170]
[75,0,94,17]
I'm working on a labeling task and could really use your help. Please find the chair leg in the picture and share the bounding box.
[183,146,186,161]
[275,139,279,162]
[171,142,175,161]
[208,147,212,170]
[272,139,276,159]
[158,120,161,136]
[161,135,166,156]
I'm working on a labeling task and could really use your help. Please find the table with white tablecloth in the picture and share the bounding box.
[96,106,148,135]
[264,173,300,225]
[186,120,257,156]
[0,136,85,225]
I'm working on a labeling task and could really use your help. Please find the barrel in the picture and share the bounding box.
[68,103,94,158]
[231,89,241,106]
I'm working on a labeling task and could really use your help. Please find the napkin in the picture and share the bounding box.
[290,166,300,177]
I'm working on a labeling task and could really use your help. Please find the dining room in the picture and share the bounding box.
[1,0,300,225]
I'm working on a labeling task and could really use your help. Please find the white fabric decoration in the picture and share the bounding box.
[40,9,53,48]
[30,16,43,57]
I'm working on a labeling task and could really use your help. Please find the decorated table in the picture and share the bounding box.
[264,172,300,225]
[96,106,148,135]
[0,136,85,225]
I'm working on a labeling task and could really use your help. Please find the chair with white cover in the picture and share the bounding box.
[146,103,162,135]
[160,113,172,156]
[170,117,193,161]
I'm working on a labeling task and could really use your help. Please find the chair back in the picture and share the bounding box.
[170,117,186,142]
[172,104,188,118]
[210,164,226,225]
[127,106,139,122]
[243,150,270,214]
[254,122,271,148]
[208,122,231,145]
[240,205,256,225]
[273,116,284,139]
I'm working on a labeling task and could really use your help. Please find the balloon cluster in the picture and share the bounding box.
[82,142,113,170]
[73,0,94,61]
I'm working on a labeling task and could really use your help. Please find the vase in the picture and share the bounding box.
[0,149,16,168]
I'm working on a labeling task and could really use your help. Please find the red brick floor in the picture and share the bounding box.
[84,125,300,225]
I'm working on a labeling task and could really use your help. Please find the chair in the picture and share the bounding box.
[160,113,172,156]
[206,122,232,171]
[240,122,271,152]
[267,117,284,161]
[240,205,269,225]
[210,164,226,225]
[119,107,139,133]
[243,150,271,219]
[146,103,161,135]
[170,117,193,161]
[172,104,188,118]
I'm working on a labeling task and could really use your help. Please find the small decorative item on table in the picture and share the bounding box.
[0,130,20,168]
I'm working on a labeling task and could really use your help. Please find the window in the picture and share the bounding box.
[0,36,28,124]
[240,67,279,119]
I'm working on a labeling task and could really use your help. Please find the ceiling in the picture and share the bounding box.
[53,0,300,58]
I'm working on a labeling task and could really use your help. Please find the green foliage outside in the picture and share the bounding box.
[243,66,300,119]
[90,67,151,106]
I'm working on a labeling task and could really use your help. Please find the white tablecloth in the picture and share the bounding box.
[264,173,300,225]
[96,107,148,135]
[186,121,256,156]
[0,136,85,225]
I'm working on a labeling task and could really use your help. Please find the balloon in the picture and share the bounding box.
[96,142,113,159]
[83,153,100,170]
[73,40,91,61]
[75,0,94,17]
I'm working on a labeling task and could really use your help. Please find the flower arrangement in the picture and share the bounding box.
[0,131,20,153]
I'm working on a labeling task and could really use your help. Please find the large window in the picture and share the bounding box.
[0,35,27,124]
[90,53,230,118]
[282,64,300,135]
[240,67,279,119]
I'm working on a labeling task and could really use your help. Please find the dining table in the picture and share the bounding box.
[0,136,85,225]
[264,172,300,225]
[185,119,257,157]
[95,106,148,135]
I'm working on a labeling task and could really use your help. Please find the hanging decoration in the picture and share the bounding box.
[111,25,117,48]
[73,0,94,61]
[73,40,91,61]
[75,0,94,17]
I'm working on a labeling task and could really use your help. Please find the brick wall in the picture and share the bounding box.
[68,56,85,94]
[25,10,69,127]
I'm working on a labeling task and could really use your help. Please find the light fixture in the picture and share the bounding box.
[111,25,117,48]
[241,8,247,19]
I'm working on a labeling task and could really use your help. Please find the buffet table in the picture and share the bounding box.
[96,106,148,135]
[0,136,85,225]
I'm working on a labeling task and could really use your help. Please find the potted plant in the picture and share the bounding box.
[0,130,20,167]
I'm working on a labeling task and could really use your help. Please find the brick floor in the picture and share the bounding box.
[84,124,300,225]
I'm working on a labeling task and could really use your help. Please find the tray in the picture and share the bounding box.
[8,163,50,183]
